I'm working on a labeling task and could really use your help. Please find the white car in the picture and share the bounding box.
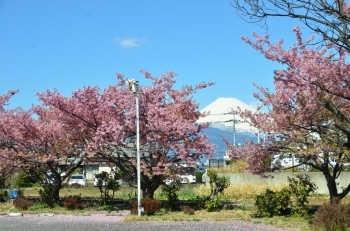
[93,173,107,187]
[165,174,196,185]
[68,174,88,187]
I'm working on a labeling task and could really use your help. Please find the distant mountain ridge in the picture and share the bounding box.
[202,126,258,159]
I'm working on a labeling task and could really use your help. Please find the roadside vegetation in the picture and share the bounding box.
[2,172,350,230]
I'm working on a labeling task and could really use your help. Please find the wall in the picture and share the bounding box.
[217,172,350,195]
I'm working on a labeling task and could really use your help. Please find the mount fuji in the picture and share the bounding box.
[197,98,260,159]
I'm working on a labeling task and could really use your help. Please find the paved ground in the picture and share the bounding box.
[0,212,301,231]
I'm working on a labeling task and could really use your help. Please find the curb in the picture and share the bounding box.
[39,213,54,217]
[76,212,91,216]
[7,213,23,217]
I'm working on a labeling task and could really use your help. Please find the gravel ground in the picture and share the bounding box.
[0,212,302,231]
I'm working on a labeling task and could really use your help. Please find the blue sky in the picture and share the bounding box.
[0,1,312,110]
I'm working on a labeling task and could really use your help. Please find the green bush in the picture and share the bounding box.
[161,181,180,211]
[195,171,203,184]
[29,202,50,210]
[254,174,317,217]
[205,198,224,212]
[0,175,6,188]
[207,171,230,199]
[0,176,8,202]
[311,201,350,231]
[13,171,35,188]
[190,195,210,210]
[97,171,121,205]
[31,182,41,188]
[38,184,56,207]
[0,190,8,202]
[132,197,162,215]
[255,188,292,217]
[287,174,317,216]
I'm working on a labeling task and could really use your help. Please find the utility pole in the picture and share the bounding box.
[233,114,236,147]
[224,112,237,147]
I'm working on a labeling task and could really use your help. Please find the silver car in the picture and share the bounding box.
[68,174,88,187]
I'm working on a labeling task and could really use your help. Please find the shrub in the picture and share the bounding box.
[205,198,224,212]
[255,188,292,217]
[195,171,203,184]
[287,174,317,216]
[189,195,210,210]
[0,190,8,202]
[207,171,230,199]
[181,205,195,215]
[161,181,180,211]
[38,184,55,207]
[0,175,6,188]
[132,197,162,215]
[31,182,41,188]
[0,176,8,202]
[29,202,49,210]
[13,196,34,210]
[311,200,350,231]
[97,171,121,205]
[13,171,35,188]
[64,195,83,210]
[254,174,317,218]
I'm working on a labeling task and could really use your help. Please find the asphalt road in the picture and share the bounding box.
[0,214,300,231]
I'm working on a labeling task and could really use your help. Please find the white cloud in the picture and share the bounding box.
[114,37,148,48]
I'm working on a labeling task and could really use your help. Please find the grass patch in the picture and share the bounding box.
[124,209,309,230]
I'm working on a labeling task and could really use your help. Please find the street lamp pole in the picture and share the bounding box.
[126,79,142,217]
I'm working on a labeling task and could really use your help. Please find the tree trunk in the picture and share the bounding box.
[141,174,163,199]
[52,185,61,205]
[41,183,61,206]
[325,175,340,203]
[142,187,155,199]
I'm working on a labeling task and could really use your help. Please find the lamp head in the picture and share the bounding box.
[126,79,139,93]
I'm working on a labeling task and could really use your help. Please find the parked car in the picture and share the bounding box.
[47,172,67,184]
[68,174,88,187]
[93,173,107,187]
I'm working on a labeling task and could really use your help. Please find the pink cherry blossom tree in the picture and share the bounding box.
[226,27,350,202]
[0,90,19,180]
[38,71,214,198]
[0,92,86,204]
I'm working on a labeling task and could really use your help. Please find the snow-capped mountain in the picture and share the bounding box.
[197,97,258,134]
[197,98,260,159]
